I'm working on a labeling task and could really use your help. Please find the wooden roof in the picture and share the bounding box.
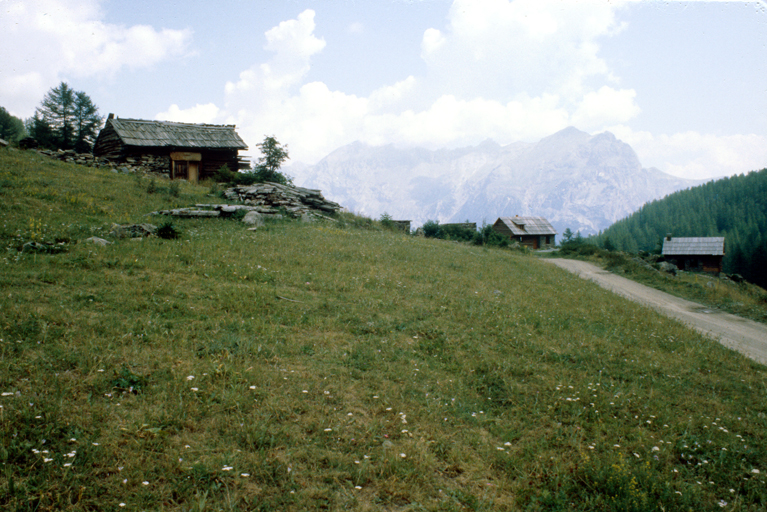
[495,216,557,236]
[662,237,725,256]
[106,118,248,150]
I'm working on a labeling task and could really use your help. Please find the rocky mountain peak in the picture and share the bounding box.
[288,129,704,235]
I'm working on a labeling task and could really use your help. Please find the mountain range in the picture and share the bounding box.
[287,127,706,235]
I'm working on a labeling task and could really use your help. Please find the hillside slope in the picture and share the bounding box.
[289,127,702,235]
[599,168,767,288]
[1,148,766,511]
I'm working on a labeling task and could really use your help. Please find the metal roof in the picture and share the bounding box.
[108,118,248,150]
[662,237,725,256]
[496,216,557,236]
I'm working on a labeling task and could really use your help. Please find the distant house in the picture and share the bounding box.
[492,216,557,249]
[661,236,725,274]
[93,115,249,182]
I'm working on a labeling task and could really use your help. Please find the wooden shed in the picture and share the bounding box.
[492,216,557,249]
[93,116,249,182]
[661,236,725,274]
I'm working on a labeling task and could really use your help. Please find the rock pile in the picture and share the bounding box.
[152,183,342,222]
[34,149,171,175]
[36,149,111,167]
[223,183,342,215]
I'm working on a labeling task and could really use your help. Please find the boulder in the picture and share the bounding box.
[658,261,677,275]
[84,236,112,246]
[110,223,157,239]
[242,211,264,227]
[21,241,66,254]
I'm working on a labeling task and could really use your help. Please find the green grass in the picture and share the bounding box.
[2,147,767,511]
[548,245,767,324]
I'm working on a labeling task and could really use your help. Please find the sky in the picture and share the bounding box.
[1,0,766,180]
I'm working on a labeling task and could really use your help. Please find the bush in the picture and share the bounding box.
[441,224,475,242]
[156,221,180,240]
[422,220,442,238]
[473,224,508,247]
[379,212,394,230]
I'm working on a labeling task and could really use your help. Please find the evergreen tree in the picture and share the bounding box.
[31,82,102,151]
[73,91,101,152]
[0,106,26,142]
[598,168,767,287]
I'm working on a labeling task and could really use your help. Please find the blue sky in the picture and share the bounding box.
[2,0,766,179]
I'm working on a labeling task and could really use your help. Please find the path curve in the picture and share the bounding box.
[546,258,767,365]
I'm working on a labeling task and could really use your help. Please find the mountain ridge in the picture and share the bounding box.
[287,127,706,235]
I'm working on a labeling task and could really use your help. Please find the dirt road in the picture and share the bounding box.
[546,258,767,365]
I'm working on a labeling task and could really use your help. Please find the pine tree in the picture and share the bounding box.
[31,82,102,151]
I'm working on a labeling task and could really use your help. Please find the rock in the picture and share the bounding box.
[242,211,264,226]
[658,261,677,275]
[85,236,112,246]
[110,223,157,239]
[223,183,342,216]
[300,214,315,223]
[21,241,66,254]
[0,138,8,148]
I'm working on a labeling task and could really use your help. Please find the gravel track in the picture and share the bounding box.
[547,258,767,365]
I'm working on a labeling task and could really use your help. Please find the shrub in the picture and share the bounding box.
[473,224,508,247]
[441,224,475,242]
[214,165,238,184]
[380,212,394,230]
[422,220,442,238]
[156,221,180,240]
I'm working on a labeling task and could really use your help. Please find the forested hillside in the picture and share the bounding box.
[599,168,767,288]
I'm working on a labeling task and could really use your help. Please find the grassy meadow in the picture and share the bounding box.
[1,147,767,511]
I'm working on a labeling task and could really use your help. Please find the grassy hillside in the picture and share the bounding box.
[2,147,767,511]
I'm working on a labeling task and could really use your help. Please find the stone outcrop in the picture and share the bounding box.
[152,183,342,222]
[223,183,342,215]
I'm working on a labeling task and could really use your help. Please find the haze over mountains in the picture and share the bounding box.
[288,127,705,235]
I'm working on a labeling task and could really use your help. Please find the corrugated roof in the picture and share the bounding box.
[662,237,725,256]
[497,216,557,236]
[109,118,248,150]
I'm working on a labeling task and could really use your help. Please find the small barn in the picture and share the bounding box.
[492,216,557,249]
[661,236,725,274]
[93,115,249,182]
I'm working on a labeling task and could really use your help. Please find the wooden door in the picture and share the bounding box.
[188,162,199,183]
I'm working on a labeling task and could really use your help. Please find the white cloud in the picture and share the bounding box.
[572,86,641,130]
[224,9,324,96]
[420,0,628,102]
[0,0,192,117]
[196,2,641,163]
[609,126,767,179]
[155,104,220,124]
[158,1,763,181]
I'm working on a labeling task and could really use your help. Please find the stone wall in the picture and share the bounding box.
[36,149,171,176]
